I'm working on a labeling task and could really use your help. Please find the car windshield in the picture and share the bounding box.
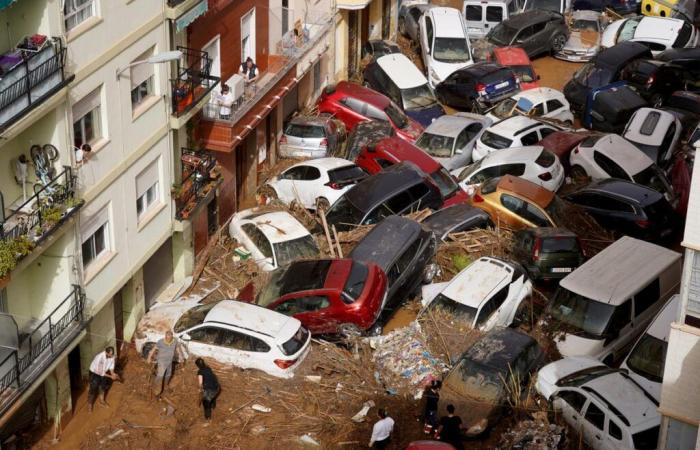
[458,159,484,181]
[285,123,326,138]
[328,165,367,184]
[674,22,693,48]
[574,63,614,88]
[416,132,455,158]
[445,358,503,402]
[280,326,309,356]
[174,302,218,333]
[431,168,460,198]
[489,24,517,45]
[427,293,478,326]
[385,104,410,129]
[492,98,518,119]
[633,165,669,194]
[274,235,319,267]
[343,261,369,303]
[542,236,579,253]
[481,130,513,149]
[525,0,561,12]
[402,84,439,110]
[572,19,597,32]
[618,18,641,42]
[257,260,332,307]
[632,426,660,450]
[626,333,666,383]
[512,65,536,83]
[547,288,615,338]
[326,195,366,229]
[433,37,472,63]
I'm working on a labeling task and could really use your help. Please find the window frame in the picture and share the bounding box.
[82,221,110,269]
[64,0,97,32]
[131,76,155,110]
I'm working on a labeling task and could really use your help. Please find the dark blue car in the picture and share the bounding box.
[582,81,647,133]
[435,62,520,113]
[573,0,640,15]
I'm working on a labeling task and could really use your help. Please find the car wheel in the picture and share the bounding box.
[257,185,278,205]
[551,34,567,53]
[141,342,155,359]
[570,165,588,184]
[367,323,383,336]
[398,17,406,36]
[315,197,331,213]
[338,323,362,340]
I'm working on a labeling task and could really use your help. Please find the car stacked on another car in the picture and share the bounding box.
[555,10,605,62]
[420,7,474,88]
[473,115,559,161]
[512,227,585,281]
[601,16,699,55]
[421,204,493,241]
[279,115,343,159]
[581,82,648,133]
[622,107,682,165]
[361,39,400,62]
[398,2,434,43]
[337,120,394,161]
[484,10,570,59]
[415,113,493,169]
[434,62,520,113]
[491,46,540,90]
[486,87,574,124]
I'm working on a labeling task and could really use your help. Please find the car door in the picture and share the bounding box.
[477,283,511,330]
[499,193,532,226]
[271,294,334,334]
[546,99,567,121]
[293,165,323,208]
[336,97,368,128]
[241,223,275,269]
[182,325,221,360]
[276,166,308,203]
[520,130,540,146]
[485,5,505,35]
[604,417,626,450]
[217,328,272,371]
[581,399,608,448]
[554,389,588,432]
[592,151,632,181]
[514,25,536,55]
[603,299,634,361]
[464,3,484,37]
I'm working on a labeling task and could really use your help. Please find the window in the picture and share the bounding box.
[218,329,270,352]
[593,151,629,180]
[608,300,632,334]
[130,49,156,110]
[189,327,220,344]
[385,191,413,214]
[82,221,109,268]
[366,104,388,121]
[0,288,7,313]
[476,285,510,327]
[634,278,660,317]
[407,183,431,204]
[136,160,161,220]
[425,17,434,46]
[546,99,565,113]
[608,420,623,440]
[639,111,661,136]
[276,296,330,315]
[531,21,546,34]
[131,77,154,109]
[282,166,307,180]
[501,194,524,213]
[584,402,605,430]
[498,163,526,177]
[520,131,539,146]
[532,103,545,116]
[539,128,555,139]
[466,5,482,20]
[375,158,393,169]
[596,195,635,213]
[72,88,102,149]
[341,98,365,115]
[486,6,503,22]
[522,203,550,227]
[559,390,587,412]
[515,26,534,43]
[64,0,96,31]
[313,61,321,93]
[241,224,273,258]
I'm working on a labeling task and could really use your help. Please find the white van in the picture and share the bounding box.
[463,0,524,39]
[621,294,679,402]
[419,7,474,88]
[545,236,681,364]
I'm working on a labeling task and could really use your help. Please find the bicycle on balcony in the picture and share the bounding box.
[30,144,61,207]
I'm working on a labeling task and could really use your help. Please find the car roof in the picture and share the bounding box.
[204,300,300,339]
[572,9,600,21]
[479,145,545,166]
[290,157,355,171]
[422,204,489,236]
[582,372,660,430]
[238,210,310,244]
[625,108,677,146]
[497,174,554,207]
[288,115,331,127]
[519,227,577,239]
[489,115,544,136]
[463,328,537,373]
[588,134,653,175]
[457,62,508,77]
[332,81,391,108]
[492,46,531,65]
[514,87,564,103]
[374,136,441,171]
[441,257,513,309]
[595,41,652,70]
[345,161,426,211]
[633,16,685,41]
[376,53,428,90]
[349,216,423,271]
[502,10,559,29]
[422,114,476,138]
[559,236,680,305]
[576,178,663,206]
[427,7,466,38]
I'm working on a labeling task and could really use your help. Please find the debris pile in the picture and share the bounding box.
[418,307,482,364]
[498,414,567,450]
[436,228,514,280]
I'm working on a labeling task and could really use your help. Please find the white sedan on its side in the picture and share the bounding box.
[134,299,312,379]
[262,158,367,211]
[229,208,319,271]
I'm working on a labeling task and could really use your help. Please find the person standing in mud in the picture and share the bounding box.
[147,330,186,397]
[87,346,120,412]
[437,404,465,450]
[422,380,441,435]
[195,358,220,422]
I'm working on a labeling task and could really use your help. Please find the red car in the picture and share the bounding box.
[492,47,540,91]
[356,136,469,207]
[316,81,423,143]
[407,442,456,450]
[537,130,590,173]
[247,259,387,336]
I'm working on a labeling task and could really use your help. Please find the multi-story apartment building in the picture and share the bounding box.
[657,149,700,449]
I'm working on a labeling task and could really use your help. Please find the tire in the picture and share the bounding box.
[398,17,406,37]
[338,323,362,340]
[315,197,330,213]
[551,34,567,54]
[367,323,383,337]
[257,185,278,205]
[141,342,155,359]
[570,165,588,183]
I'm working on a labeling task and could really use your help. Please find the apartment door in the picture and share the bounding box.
[67,346,82,412]
[143,239,174,311]
[202,36,220,78]
[241,9,256,63]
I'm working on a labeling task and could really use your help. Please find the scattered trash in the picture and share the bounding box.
[251,404,271,413]
[498,417,566,450]
[305,375,322,383]
[299,434,320,446]
[351,400,375,423]
[335,382,343,393]
[98,429,125,444]
[251,425,267,435]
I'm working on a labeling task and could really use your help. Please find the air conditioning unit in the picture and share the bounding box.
[228,74,246,103]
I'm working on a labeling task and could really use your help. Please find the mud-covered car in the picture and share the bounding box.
[438,328,544,437]
[421,204,492,241]
[336,120,394,161]
[512,227,585,281]
[134,300,311,378]
[555,10,604,62]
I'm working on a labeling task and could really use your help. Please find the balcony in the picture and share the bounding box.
[174,149,221,222]
[0,36,74,137]
[198,10,333,152]
[165,0,208,21]
[0,167,82,280]
[0,285,87,416]
[170,46,220,130]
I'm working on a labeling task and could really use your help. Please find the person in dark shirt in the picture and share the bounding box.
[423,380,441,434]
[437,404,465,450]
[195,358,220,421]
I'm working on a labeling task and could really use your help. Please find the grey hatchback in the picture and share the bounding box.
[485,10,569,59]
[279,115,343,159]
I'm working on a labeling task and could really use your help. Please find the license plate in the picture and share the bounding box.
[551,267,572,273]
[495,81,509,89]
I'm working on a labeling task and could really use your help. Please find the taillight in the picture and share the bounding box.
[476,83,486,95]
[319,138,328,148]
[635,219,650,229]
[539,172,552,181]
[532,238,541,261]
[325,181,342,189]
[279,135,287,144]
[646,74,656,87]
[473,193,484,203]
[274,358,298,369]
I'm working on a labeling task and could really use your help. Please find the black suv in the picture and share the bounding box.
[620,59,694,106]
[435,62,520,112]
[350,216,437,314]
[485,10,569,58]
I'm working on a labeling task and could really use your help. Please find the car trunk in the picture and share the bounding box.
[536,237,583,276]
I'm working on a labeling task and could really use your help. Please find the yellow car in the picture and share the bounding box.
[469,175,567,230]
[641,0,697,19]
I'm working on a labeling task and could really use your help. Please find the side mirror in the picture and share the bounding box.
[180,333,191,342]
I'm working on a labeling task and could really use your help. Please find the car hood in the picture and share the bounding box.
[564,30,600,51]
[536,356,605,399]
[431,59,472,85]
[134,298,202,338]
[600,20,623,49]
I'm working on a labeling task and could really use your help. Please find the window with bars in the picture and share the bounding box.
[64,0,96,31]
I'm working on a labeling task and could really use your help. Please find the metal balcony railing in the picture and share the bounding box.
[0,37,73,132]
[175,149,219,220]
[0,285,86,414]
[171,46,220,118]
[0,167,78,243]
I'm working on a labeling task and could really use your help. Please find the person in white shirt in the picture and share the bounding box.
[217,84,234,120]
[87,346,120,412]
[368,408,394,449]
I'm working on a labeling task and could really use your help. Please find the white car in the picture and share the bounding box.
[453,146,565,193]
[621,294,679,402]
[569,133,675,201]
[536,357,661,450]
[134,299,312,379]
[262,158,367,211]
[414,113,493,170]
[486,88,574,124]
[622,108,682,165]
[420,256,532,332]
[229,208,319,271]
[472,116,559,161]
[419,7,474,88]
[601,16,699,56]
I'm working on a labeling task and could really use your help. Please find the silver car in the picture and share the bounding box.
[555,10,605,63]
[414,112,493,170]
[279,115,342,159]
[398,2,433,44]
